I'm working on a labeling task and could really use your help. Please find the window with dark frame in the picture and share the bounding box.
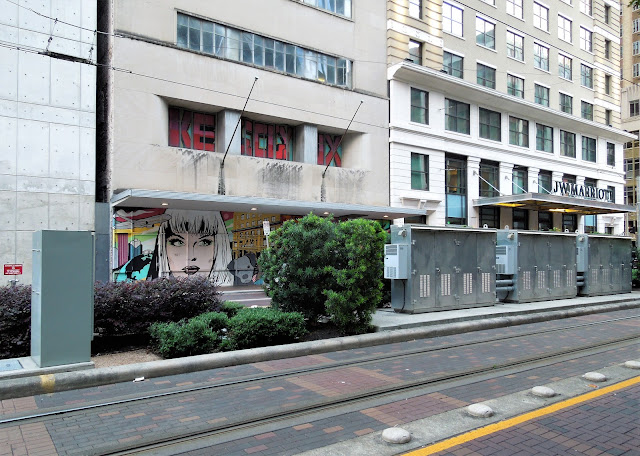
[560,130,576,158]
[443,51,463,78]
[479,108,501,141]
[607,142,615,166]
[445,155,467,225]
[408,40,422,65]
[507,74,524,98]
[480,207,500,228]
[560,93,573,114]
[538,171,552,194]
[513,209,529,230]
[582,136,596,162]
[411,88,429,124]
[477,63,496,89]
[509,116,529,147]
[409,0,422,18]
[411,153,429,190]
[479,160,500,197]
[445,98,471,134]
[476,17,496,49]
[536,124,553,152]
[512,166,528,194]
[538,211,552,231]
[535,84,550,107]
[581,101,593,121]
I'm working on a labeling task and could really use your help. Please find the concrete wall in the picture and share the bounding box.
[0,0,97,285]
[107,0,389,207]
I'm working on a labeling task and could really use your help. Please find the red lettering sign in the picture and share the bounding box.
[193,113,215,151]
[169,108,215,150]
[242,119,292,160]
[4,264,22,275]
[318,133,342,167]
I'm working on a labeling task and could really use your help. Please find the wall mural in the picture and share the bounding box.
[317,133,342,167]
[168,107,216,151]
[241,119,293,159]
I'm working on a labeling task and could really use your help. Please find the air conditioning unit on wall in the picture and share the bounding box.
[384,244,409,279]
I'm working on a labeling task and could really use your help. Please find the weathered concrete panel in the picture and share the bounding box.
[0,191,17,230]
[48,194,80,230]
[18,102,79,126]
[51,58,80,110]
[16,192,49,231]
[17,119,49,177]
[80,63,96,112]
[0,47,17,100]
[50,124,80,180]
[78,196,95,230]
[18,52,50,104]
[79,127,95,180]
[0,116,17,174]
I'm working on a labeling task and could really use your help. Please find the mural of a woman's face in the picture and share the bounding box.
[166,232,215,276]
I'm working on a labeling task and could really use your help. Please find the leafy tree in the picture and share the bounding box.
[324,219,387,334]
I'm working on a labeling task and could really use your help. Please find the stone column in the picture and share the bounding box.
[216,110,242,156]
[295,124,318,164]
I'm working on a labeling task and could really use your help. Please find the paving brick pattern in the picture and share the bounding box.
[432,383,640,456]
[0,308,637,455]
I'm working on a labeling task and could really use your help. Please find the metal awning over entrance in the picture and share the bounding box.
[473,193,635,215]
[111,189,426,220]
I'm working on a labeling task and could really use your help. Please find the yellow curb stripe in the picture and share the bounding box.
[402,376,640,456]
[39,374,56,394]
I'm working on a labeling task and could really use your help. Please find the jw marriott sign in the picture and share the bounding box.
[552,181,613,202]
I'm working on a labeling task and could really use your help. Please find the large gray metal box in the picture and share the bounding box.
[390,225,496,313]
[496,230,577,303]
[31,231,94,367]
[577,235,632,296]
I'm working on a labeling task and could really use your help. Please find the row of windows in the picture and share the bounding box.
[439,51,604,120]
[474,0,602,22]
[296,0,351,18]
[410,88,615,165]
[443,1,608,56]
[177,13,352,88]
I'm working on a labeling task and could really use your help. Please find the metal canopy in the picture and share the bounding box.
[111,189,426,219]
[473,193,635,215]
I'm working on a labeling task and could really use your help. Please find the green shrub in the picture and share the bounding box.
[258,213,337,321]
[220,301,244,318]
[225,307,307,350]
[324,219,387,335]
[149,311,229,359]
[0,284,32,359]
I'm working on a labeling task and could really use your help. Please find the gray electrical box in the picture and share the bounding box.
[496,230,577,303]
[389,225,496,314]
[31,231,94,368]
[384,244,409,279]
[577,234,632,296]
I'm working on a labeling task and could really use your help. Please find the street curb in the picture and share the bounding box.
[0,300,638,400]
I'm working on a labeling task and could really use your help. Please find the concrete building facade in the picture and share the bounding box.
[388,0,633,233]
[0,0,97,286]
[97,0,421,286]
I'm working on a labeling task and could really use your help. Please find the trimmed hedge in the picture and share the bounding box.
[149,312,229,358]
[0,284,32,359]
[225,307,307,351]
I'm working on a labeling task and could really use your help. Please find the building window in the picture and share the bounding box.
[607,142,615,166]
[563,214,577,232]
[558,54,572,80]
[411,153,429,190]
[580,0,592,16]
[558,15,572,42]
[584,178,597,200]
[443,51,463,78]
[584,215,597,233]
[605,75,611,95]
[605,40,611,59]
[634,41,640,56]
[581,101,593,121]
[302,0,352,17]
[507,74,524,98]
[410,88,428,124]
[512,166,528,194]
[445,99,470,134]
[533,3,549,31]
[534,43,549,71]
[168,107,216,151]
[604,5,611,24]
[607,186,615,203]
[538,171,552,194]
[409,0,421,18]
[443,2,464,37]
[177,13,352,88]
[582,136,596,162]
[534,84,550,107]
[480,207,500,228]
[513,209,529,230]
[631,100,640,117]
[560,93,573,114]
[536,124,553,153]
[408,40,422,64]
[506,31,524,61]
[479,160,500,197]
[580,64,593,89]
[445,155,467,225]
[476,17,496,49]
[538,211,552,230]
[634,63,640,78]
[605,109,611,126]
[560,130,576,158]
[634,19,640,34]
[479,108,501,141]
[580,27,593,52]
[509,116,529,148]
[506,0,523,19]
[477,63,496,88]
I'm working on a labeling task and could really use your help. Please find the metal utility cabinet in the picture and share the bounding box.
[576,234,632,296]
[31,231,94,368]
[496,230,577,303]
[386,225,496,313]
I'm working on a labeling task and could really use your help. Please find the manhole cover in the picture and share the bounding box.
[0,359,23,372]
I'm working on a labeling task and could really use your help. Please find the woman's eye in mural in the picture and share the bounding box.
[196,237,214,247]
[167,236,186,247]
